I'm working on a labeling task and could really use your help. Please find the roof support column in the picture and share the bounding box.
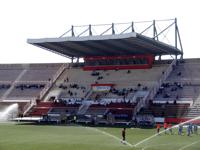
[112,23,115,35]
[153,20,158,40]
[71,57,74,63]
[71,25,75,37]
[175,55,177,61]
[158,55,161,60]
[175,18,177,49]
[180,54,183,60]
[76,57,79,63]
[89,24,92,36]
[131,22,135,32]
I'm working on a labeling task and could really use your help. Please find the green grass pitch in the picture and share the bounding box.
[0,123,199,150]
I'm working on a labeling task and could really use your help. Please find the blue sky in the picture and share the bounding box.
[0,0,199,63]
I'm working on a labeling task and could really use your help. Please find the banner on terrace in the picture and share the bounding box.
[92,86,111,92]
[91,83,114,92]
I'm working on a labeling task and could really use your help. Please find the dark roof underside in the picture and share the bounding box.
[27,33,182,58]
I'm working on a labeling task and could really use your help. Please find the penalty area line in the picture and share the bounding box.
[141,143,178,150]
[178,140,200,150]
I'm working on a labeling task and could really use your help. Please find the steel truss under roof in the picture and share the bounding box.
[27,18,183,60]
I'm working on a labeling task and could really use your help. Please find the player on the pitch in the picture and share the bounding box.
[121,128,126,144]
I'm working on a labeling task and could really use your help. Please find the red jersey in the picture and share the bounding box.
[164,123,168,129]
[156,124,160,129]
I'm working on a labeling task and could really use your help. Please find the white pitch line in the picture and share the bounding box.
[134,116,200,147]
[142,143,172,150]
[133,132,159,147]
[84,127,133,147]
[178,140,200,150]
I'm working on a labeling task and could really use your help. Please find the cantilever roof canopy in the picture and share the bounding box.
[27,32,182,58]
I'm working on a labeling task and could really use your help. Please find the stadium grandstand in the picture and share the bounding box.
[1,18,200,126]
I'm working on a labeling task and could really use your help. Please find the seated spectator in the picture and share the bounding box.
[177,72,182,76]
[174,100,177,104]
